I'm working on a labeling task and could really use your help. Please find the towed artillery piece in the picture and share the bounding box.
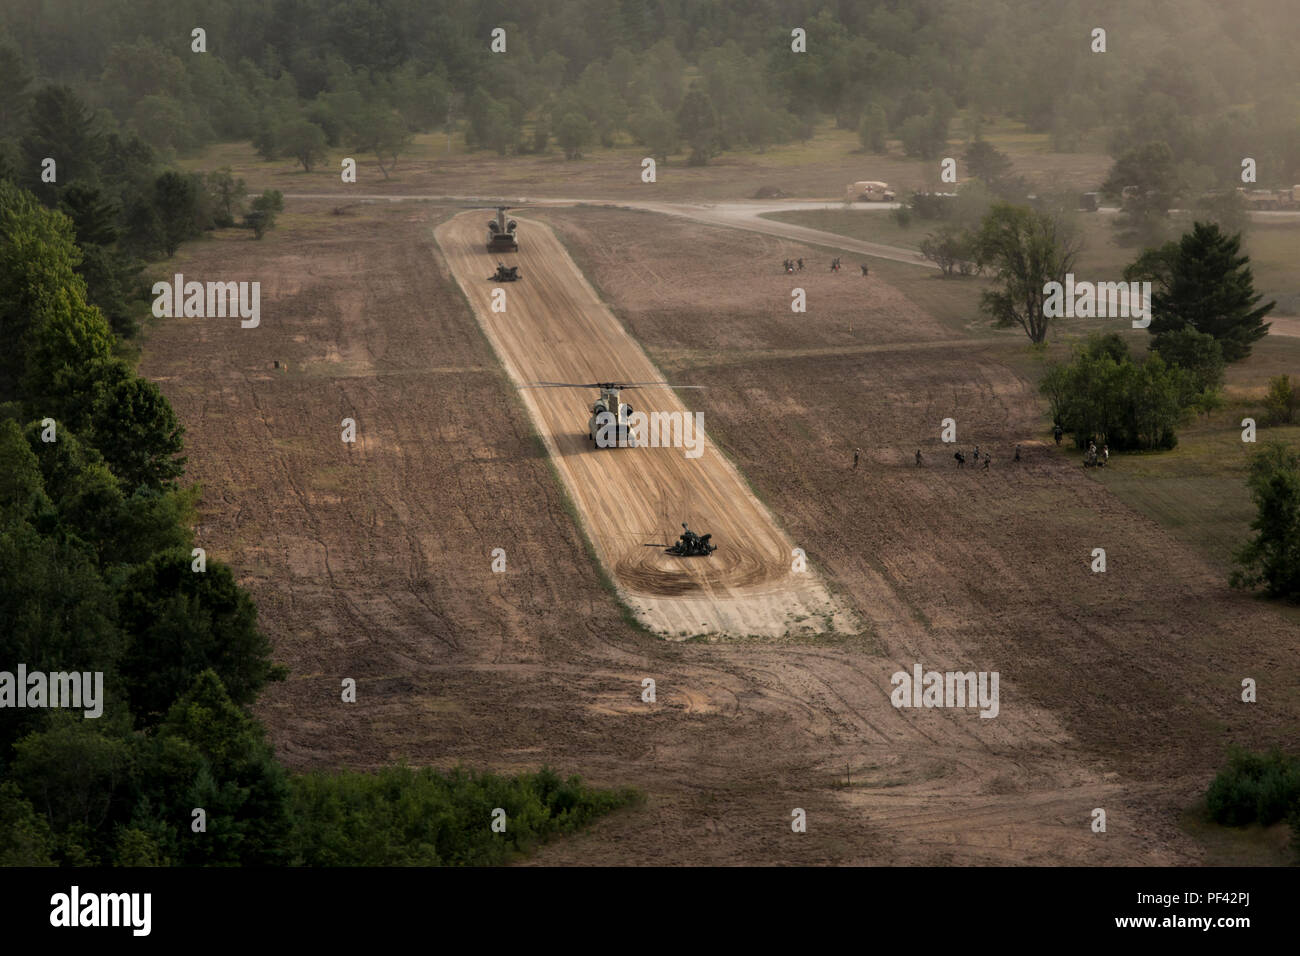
[664,523,716,557]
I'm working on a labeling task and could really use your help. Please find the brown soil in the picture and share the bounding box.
[136,199,1300,866]
[436,212,853,639]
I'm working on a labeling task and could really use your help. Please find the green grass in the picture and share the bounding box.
[769,206,1300,318]
[1180,804,1295,865]
[1087,411,1300,573]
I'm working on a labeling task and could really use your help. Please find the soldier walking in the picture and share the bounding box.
[853,447,861,469]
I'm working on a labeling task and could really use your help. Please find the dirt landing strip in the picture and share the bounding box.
[436,212,855,638]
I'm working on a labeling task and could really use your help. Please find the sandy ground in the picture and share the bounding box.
[1265,316,1300,337]
[435,212,853,638]
[136,199,1299,866]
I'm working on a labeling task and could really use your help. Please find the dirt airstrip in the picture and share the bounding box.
[436,211,853,639]
[137,199,1300,865]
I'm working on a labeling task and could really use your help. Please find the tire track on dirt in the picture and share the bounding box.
[435,211,857,639]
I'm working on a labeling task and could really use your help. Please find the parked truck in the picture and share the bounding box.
[846,180,897,202]
[1238,186,1300,211]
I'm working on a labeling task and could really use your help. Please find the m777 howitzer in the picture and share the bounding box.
[664,523,716,557]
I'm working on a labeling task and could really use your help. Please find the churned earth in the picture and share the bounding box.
[137,198,1299,865]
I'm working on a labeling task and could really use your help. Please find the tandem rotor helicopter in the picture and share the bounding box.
[524,381,718,557]
[486,205,518,252]
[525,380,703,449]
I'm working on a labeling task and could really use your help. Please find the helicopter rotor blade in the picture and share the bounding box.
[618,382,706,390]
[521,381,707,391]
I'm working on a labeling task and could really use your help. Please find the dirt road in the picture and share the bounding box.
[436,212,852,638]
[617,200,935,267]
[290,194,933,268]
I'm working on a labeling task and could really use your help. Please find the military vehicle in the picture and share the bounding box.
[664,523,716,557]
[525,380,704,449]
[846,180,896,202]
[1238,186,1300,211]
[487,206,518,252]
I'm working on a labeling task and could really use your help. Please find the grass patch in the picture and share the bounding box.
[289,765,641,865]
[1089,412,1300,572]
[1181,748,1300,865]
[1181,803,1295,865]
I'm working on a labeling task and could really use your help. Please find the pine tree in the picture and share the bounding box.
[1137,222,1274,361]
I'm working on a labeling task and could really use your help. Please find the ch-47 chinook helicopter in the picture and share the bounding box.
[526,381,703,448]
[486,206,518,252]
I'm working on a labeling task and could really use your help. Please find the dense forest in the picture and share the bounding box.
[1,0,1298,179]
[0,175,636,864]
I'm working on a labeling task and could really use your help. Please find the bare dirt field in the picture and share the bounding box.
[436,212,853,639]
[137,198,1299,866]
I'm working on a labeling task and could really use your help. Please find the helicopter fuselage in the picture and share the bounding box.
[589,390,637,448]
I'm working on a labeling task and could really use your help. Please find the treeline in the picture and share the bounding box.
[1040,220,1273,451]
[1,0,1298,174]
[0,80,283,340]
[0,179,633,865]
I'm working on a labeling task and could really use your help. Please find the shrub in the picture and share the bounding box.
[1263,374,1299,425]
[1205,749,1300,827]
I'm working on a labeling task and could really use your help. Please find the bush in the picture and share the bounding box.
[1205,749,1300,827]
[858,105,887,153]
[1231,442,1300,601]
[288,765,639,866]
[1154,329,1222,403]
[1263,374,1299,425]
[908,190,956,221]
[243,190,283,239]
[1041,334,1197,451]
[920,225,979,276]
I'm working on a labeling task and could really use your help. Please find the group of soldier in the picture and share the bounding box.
[1084,440,1109,468]
[850,444,1023,471]
[782,257,868,276]
[846,424,1117,474]
[950,444,1001,470]
[1054,423,1111,467]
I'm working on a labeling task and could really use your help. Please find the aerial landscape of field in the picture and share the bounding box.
[2,0,1299,936]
